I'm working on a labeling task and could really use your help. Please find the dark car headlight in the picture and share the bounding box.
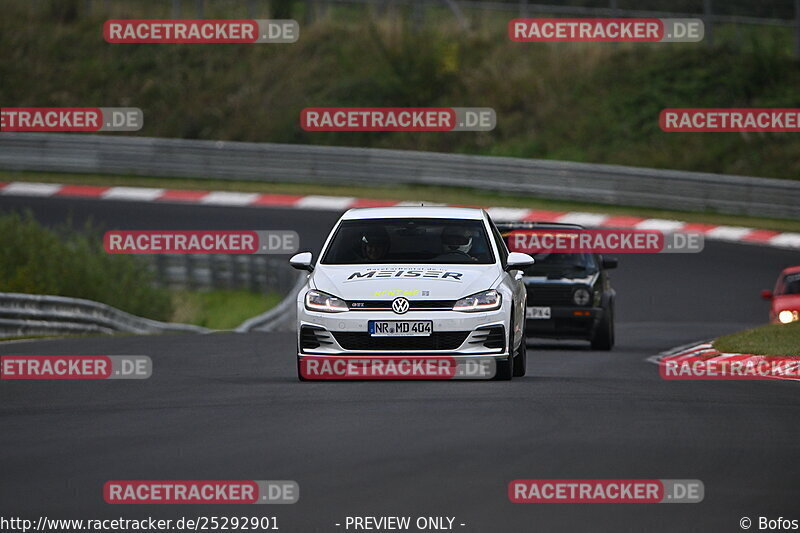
[305,290,348,313]
[573,288,591,306]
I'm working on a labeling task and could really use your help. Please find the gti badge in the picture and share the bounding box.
[392,297,410,314]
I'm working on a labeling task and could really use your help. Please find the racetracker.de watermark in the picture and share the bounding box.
[300,108,496,131]
[103,481,299,504]
[508,479,704,503]
[103,230,299,254]
[0,107,142,132]
[660,355,800,381]
[506,229,704,253]
[104,20,298,43]
[0,356,151,380]
[299,356,496,379]
[660,108,800,132]
[509,18,703,42]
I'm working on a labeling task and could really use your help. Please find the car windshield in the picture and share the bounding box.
[522,252,598,278]
[322,218,495,264]
[780,273,800,295]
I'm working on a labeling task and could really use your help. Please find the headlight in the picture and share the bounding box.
[453,290,501,312]
[778,310,798,324]
[573,288,591,306]
[305,290,348,313]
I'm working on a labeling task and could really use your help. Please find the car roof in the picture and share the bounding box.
[341,206,486,220]
[782,265,800,275]
[495,221,585,230]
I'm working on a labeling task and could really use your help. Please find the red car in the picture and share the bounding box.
[761,266,800,324]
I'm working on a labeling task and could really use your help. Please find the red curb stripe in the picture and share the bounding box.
[523,209,566,222]
[742,229,781,242]
[681,223,718,233]
[251,193,305,206]
[159,189,210,202]
[55,184,110,197]
[601,215,647,227]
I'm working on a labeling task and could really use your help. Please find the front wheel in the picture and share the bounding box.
[493,318,515,380]
[513,321,527,377]
[590,305,615,351]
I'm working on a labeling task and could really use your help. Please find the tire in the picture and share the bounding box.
[494,318,515,380]
[590,305,615,351]
[513,322,527,377]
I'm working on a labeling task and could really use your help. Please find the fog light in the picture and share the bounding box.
[778,310,798,324]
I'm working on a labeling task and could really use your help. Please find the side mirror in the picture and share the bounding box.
[290,251,314,272]
[761,290,773,301]
[505,252,534,271]
[602,257,618,270]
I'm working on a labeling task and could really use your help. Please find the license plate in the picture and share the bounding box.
[526,306,551,319]
[369,320,432,336]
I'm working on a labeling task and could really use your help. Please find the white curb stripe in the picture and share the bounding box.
[705,226,754,241]
[0,180,797,250]
[102,187,165,201]
[557,212,609,226]
[295,195,357,210]
[200,191,260,206]
[0,182,63,196]
[635,219,686,231]
[486,207,531,222]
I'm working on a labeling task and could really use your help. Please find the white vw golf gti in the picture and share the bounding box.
[290,207,534,380]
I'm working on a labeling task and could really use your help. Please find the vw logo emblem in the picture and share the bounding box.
[391,297,410,314]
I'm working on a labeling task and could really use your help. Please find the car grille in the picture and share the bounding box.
[526,284,575,306]
[332,331,470,351]
[469,326,505,350]
[300,326,334,350]
[346,300,457,311]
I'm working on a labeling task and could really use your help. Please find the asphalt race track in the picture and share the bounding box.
[1,195,799,532]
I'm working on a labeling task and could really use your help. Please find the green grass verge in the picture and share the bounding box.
[4,169,799,233]
[714,322,800,357]
[169,289,282,330]
[0,210,282,331]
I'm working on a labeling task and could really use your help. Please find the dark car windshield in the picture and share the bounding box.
[780,273,800,295]
[522,252,599,278]
[322,218,495,264]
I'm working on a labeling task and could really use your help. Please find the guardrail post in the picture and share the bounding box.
[518,0,528,17]
[703,0,713,46]
[185,255,196,290]
[172,0,181,18]
[195,0,204,18]
[210,255,221,288]
[230,255,240,289]
[795,0,800,58]
[247,256,258,293]
[412,0,424,30]
[154,255,167,287]
[305,0,314,24]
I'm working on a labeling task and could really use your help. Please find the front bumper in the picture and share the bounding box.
[298,307,510,358]
[525,306,604,340]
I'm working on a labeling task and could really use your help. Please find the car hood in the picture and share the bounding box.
[774,294,800,311]
[311,264,501,300]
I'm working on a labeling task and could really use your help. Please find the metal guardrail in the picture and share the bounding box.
[0,292,211,337]
[0,257,304,337]
[1,133,798,219]
[148,254,299,294]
